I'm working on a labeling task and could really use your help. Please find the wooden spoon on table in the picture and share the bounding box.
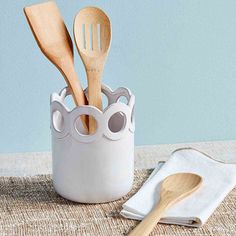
[128,173,202,236]
[24,1,88,131]
[74,7,111,134]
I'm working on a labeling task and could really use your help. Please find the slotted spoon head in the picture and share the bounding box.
[73,7,111,66]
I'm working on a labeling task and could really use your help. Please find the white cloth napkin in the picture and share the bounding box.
[121,148,236,227]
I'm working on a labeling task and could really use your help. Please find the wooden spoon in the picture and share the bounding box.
[128,173,202,236]
[24,1,88,131]
[74,7,111,133]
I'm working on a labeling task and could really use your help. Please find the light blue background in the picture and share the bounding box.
[1,0,236,153]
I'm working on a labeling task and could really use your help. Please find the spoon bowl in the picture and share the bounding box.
[129,173,202,236]
[160,173,202,203]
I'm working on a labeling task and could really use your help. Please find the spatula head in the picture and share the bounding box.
[161,173,202,201]
[24,1,73,67]
[74,7,111,59]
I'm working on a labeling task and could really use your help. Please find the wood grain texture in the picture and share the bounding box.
[24,1,88,131]
[74,7,111,133]
[128,173,202,236]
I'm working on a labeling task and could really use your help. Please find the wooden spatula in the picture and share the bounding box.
[74,7,111,134]
[128,173,202,236]
[24,1,88,131]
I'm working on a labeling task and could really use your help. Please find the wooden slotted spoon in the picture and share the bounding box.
[74,7,111,133]
[128,173,202,236]
[24,1,88,131]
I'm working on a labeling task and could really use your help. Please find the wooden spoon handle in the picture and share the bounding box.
[128,199,169,236]
[61,61,89,132]
[87,71,103,134]
[69,79,89,132]
[69,77,87,107]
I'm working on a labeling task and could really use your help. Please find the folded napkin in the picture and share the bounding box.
[121,148,236,227]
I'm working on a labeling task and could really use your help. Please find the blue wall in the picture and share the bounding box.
[1,0,236,153]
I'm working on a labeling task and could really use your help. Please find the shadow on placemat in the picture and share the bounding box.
[0,170,235,236]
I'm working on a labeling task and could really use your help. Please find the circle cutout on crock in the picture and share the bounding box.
[52,110,64,132]
[103,103,130,140]
[51,101,69,139]
[74,115,98,135]
[108,112,127,133]
[70,106,104,143]
[117,95,128,104]
[129,104,135,133]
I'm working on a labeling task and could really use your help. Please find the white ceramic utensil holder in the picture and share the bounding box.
[50,84,135,203]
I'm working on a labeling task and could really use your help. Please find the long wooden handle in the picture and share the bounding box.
[61,61,89,132]
[128,199,170,236]
[87,70,103,134]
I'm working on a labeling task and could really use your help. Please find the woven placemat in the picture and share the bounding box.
[0,170,235,236]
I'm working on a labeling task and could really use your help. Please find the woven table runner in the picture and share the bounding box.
[0,170,235,236]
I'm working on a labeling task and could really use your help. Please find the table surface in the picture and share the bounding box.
[0,140,236,236]
[1,140,236,176]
